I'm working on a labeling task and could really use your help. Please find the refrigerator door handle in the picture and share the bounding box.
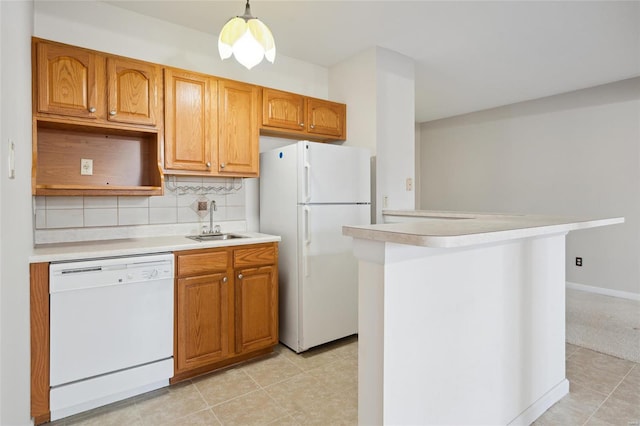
[303,206,311,277]
[304,161,311,203]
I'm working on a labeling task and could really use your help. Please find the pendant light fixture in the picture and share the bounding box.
[218,0,276,70]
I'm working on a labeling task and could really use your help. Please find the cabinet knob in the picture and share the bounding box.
[237,273,243,280]
[206,162,211,168]
[300,123,304,127]
[109,110,116,116]
[88,107,96,113]
[222,276,228,283]
[220,163,226,169]
[310,124,315,129]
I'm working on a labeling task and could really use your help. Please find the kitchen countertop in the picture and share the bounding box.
[30,232,281,263]
[342,210,624,248]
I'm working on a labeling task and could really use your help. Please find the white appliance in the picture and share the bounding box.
[49,253,174,421]
[260,141,371,352]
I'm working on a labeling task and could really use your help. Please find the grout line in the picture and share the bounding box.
[581,362,637,426]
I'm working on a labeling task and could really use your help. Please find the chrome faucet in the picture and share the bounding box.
[205,200,221,234]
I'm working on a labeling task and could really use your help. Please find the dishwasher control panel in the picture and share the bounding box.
[50,253,175,293]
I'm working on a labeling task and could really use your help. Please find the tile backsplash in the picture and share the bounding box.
[34,176,248,244]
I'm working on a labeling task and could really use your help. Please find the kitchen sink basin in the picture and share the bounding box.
[186,233,247,242]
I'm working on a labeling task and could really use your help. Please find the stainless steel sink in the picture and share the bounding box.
[186,233,247,242]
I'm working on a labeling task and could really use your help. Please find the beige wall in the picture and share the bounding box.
[419,77,640,296]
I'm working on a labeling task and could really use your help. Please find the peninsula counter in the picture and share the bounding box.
[342,211,622,425]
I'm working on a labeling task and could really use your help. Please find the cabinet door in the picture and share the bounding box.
[164,69,217,172]
[176,273,229,373]
[218,80,259,176]
[234,265,278,354]
[262,88,305,131]
[306,98,346,139]
[36,42,101,119]
[107,57,160,126]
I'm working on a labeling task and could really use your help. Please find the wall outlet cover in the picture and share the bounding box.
[191,196,210,218]
[80,158,93,176]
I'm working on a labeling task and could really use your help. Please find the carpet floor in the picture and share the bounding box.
[566,288,640,363]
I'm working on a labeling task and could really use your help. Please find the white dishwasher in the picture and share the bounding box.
[49,253,174,421]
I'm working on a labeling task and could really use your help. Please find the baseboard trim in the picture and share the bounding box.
[566,281,640,301]
[508,379,569,425]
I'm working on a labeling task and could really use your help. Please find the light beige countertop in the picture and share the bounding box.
[30,232,281,263]
[342,210,624,248]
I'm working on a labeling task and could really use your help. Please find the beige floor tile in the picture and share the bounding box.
[307,356,358,395]
[587,394,640,426]
[532,382,608,426]
[64,399,142,426]
[276,343,346,371]
[160,408,221,426]
[193,367,260,406]
[610,364,640,406]
[266,414,299,425]
[269,361,357,425]
[323,335,359,360]
[136,381,208,425]
[240,351,304,387]
[566,348,635,395]
[566,342,581,359]
[211,389,287,425]
[288,389,357,425]
[264,372,335,416]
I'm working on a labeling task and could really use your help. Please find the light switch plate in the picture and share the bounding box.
[8,140,15,179]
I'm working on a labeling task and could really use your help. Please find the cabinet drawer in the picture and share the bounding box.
[177,250,229,277]
[234,245,276,268]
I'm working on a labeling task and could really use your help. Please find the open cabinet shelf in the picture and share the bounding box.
[33,119,164,196]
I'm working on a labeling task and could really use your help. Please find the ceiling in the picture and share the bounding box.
[106,1,640,122]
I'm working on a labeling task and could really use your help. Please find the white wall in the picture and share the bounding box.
[419,78,640,296]
[330,47,415,223]
[375,48,416,224]
[34,1,328,98]
[329,48,377,154]
[1,1,34,425]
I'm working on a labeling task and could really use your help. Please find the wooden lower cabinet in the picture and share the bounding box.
[175,273,230,373]
[234,265,278,353]
[173,242,278,382]
[30,262,51,425]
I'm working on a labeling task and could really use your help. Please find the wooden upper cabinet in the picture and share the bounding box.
[259,88,346,142]
[36,42,102,119]
[262,88,305,131]
[34,39,160,130]
[107,57,160,126]
[218,80,259,176]
[164,68,217,173]
[307,98,346,138]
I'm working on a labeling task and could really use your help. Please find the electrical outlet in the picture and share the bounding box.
[383,196,389,208]
[80,158,93,176]
[197,201,208,211]
[576,257,582,267]
[406,178,413,191]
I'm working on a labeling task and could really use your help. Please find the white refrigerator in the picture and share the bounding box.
[260,141,371,352]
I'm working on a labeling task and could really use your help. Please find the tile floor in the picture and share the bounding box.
[51,337,639,426]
